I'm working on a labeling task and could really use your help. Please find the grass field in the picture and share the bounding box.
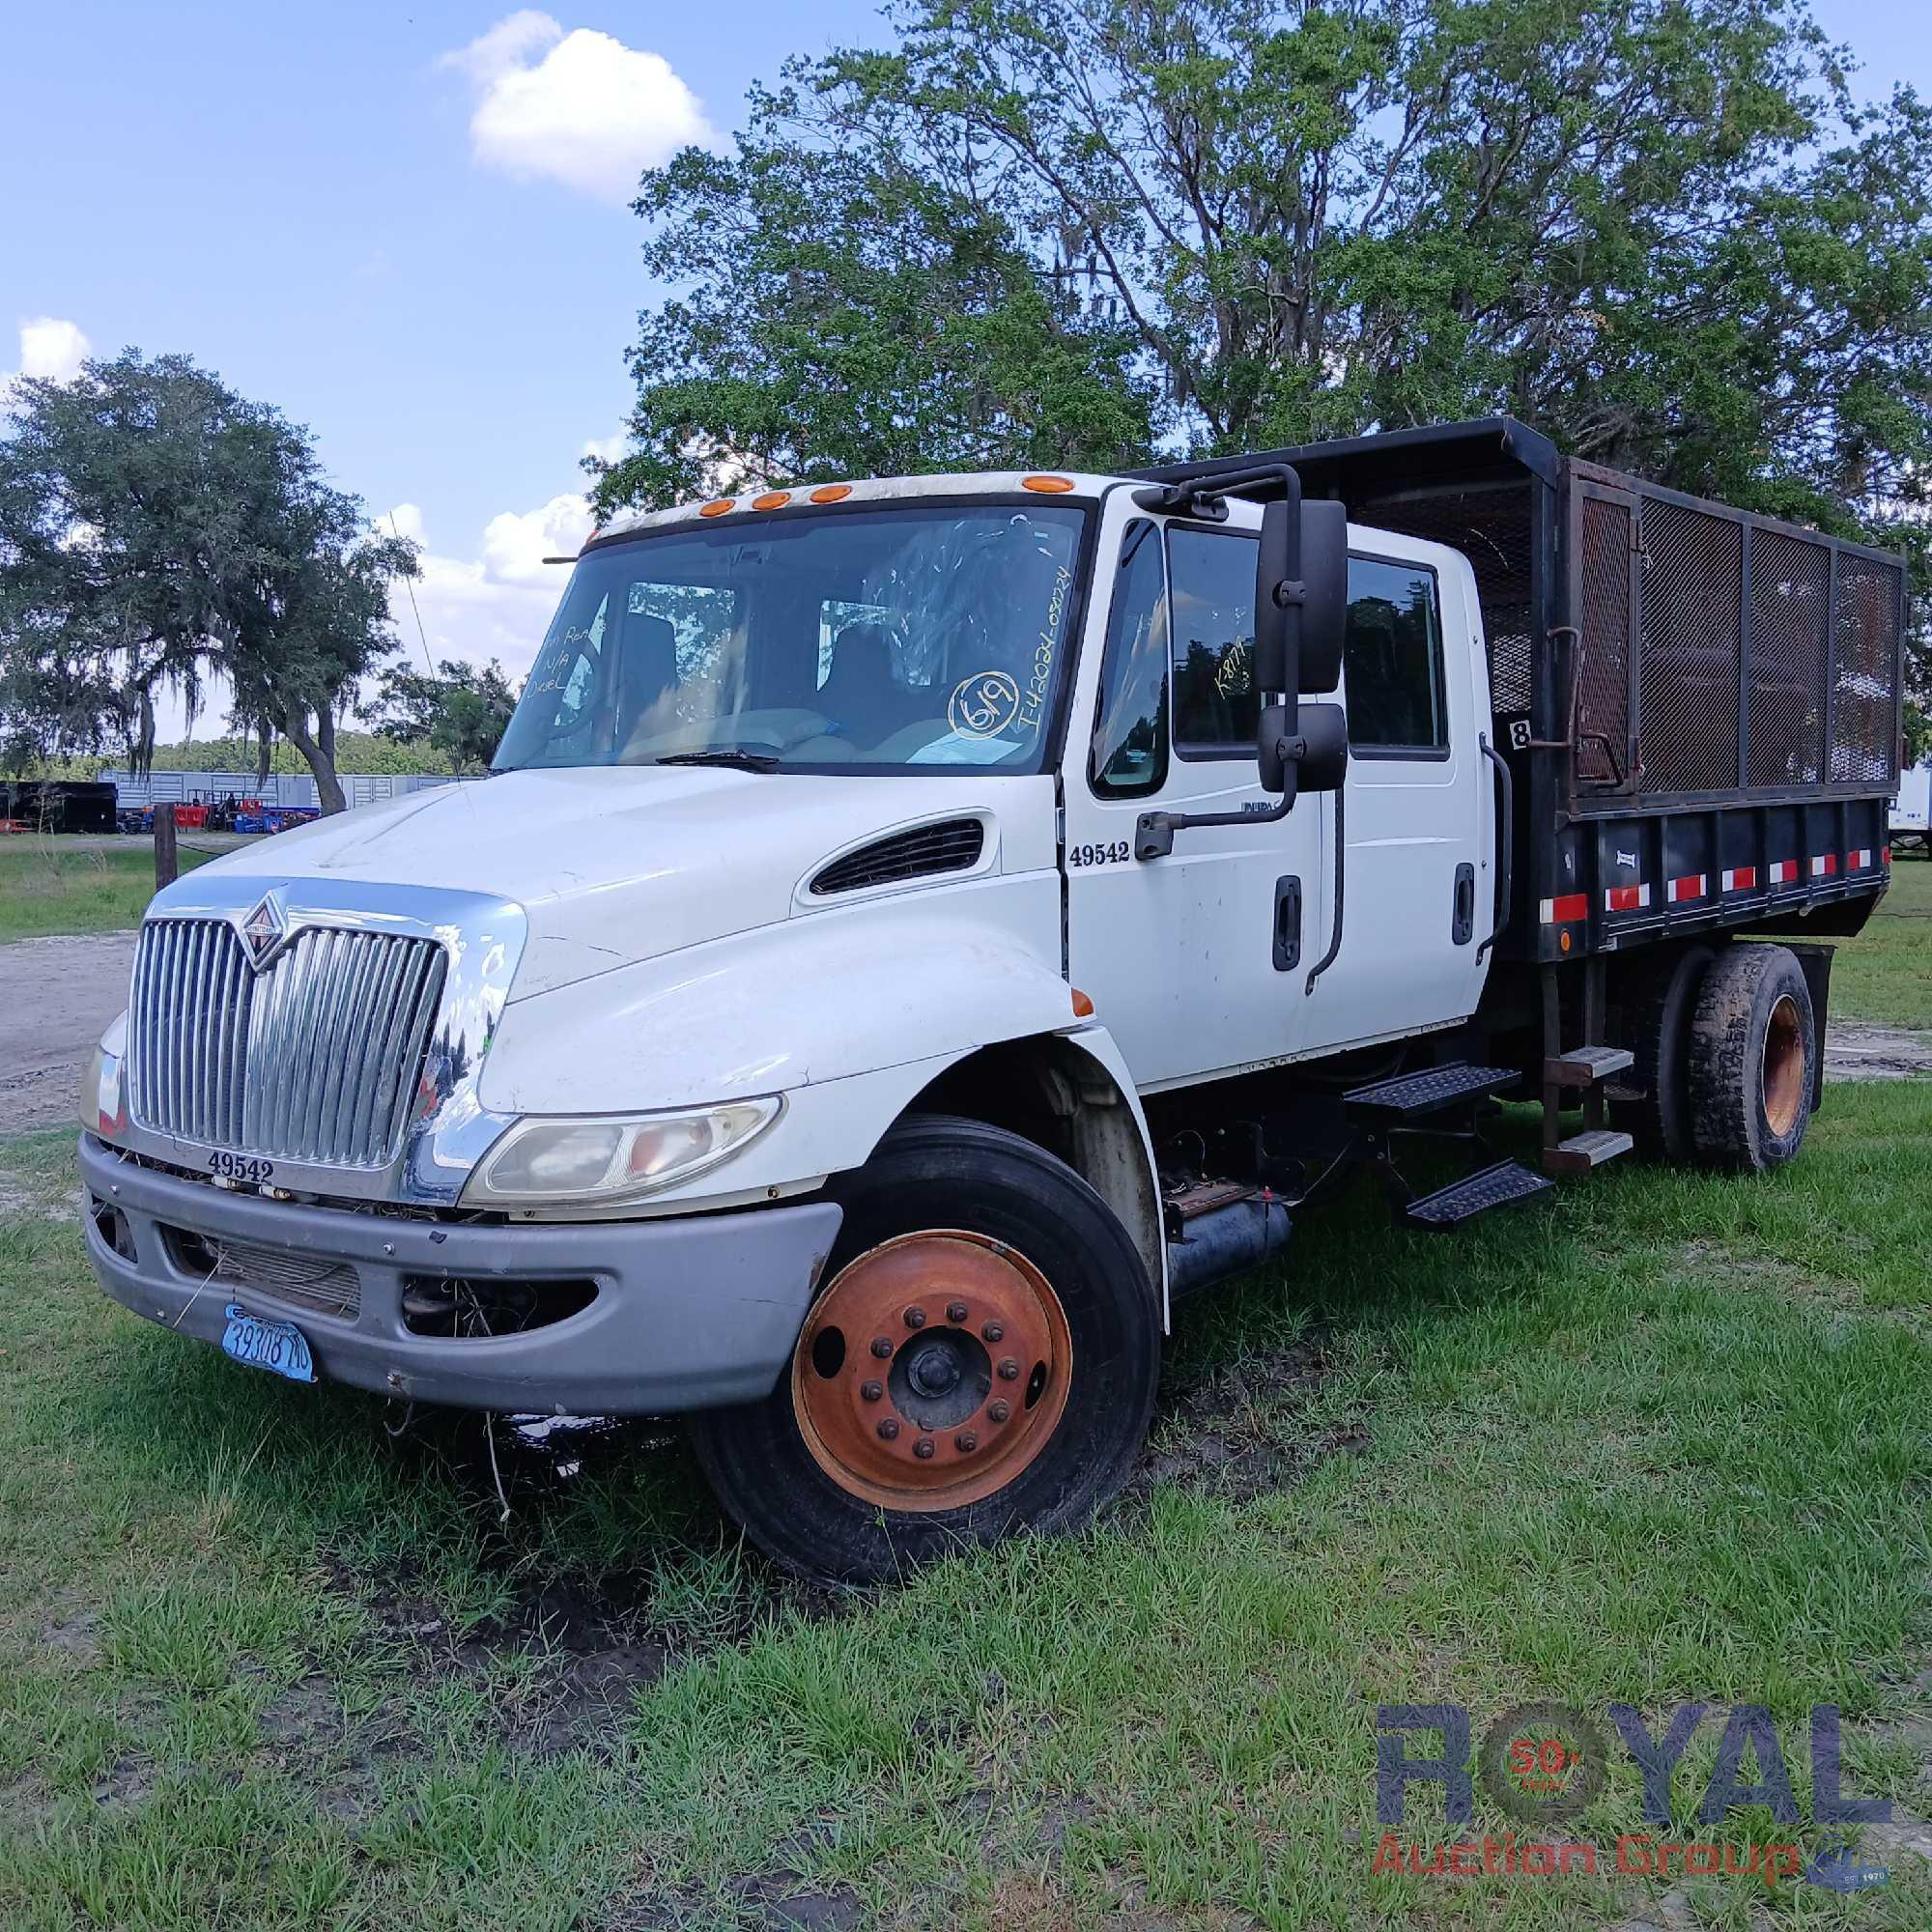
[0,842,211,944]
[1829,855,1932,1029]
[0,867,1926,1928]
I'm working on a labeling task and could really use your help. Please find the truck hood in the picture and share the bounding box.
[189,765,1051,999]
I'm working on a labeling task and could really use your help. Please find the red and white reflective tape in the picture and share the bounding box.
[1538,892,1589,924]
[1605,882,1652,913]
[1884,846,1892,867]
[1810,852,1838,878]
[1665,873,1706,904]
[1768,859,1800,886]
[1721,866,1757,892]
[1849,847,1873,870]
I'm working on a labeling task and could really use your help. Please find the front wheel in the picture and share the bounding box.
[687,1114,1161,1584]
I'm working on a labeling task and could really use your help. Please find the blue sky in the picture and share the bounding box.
[1,1,1925,738]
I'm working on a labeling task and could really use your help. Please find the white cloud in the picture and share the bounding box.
[441,12,712,203]
[17,316,91,383]
[378,493,593,684]
[1,316,92,412]
[581,430,628,466]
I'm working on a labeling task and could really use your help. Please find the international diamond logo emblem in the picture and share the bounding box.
[240,892,289,971]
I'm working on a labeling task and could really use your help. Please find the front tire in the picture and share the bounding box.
[1688,944,1816,1171]
[687,1114,1161,1584]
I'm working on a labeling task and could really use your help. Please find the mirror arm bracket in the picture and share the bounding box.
[1135,789,1293,862]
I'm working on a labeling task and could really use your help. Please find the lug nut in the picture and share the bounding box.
[914,1435,936,1460]
[877,1417,900,1440]
[904,1306,927,1329]
[955,1431,978,1453]
[861,1379,883,1403]
[870,1336,894,1359]
[988,1399,1009,1423]
[946,1300,969,1324]
[997,1357,1020,1381]
[981,1320,1005,1344]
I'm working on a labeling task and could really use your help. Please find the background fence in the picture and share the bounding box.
[99,770,482,812]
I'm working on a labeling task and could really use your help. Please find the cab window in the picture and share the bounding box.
[1343,557,1447,754]
[1090,521,1170,797]
[1167,526,1259,756]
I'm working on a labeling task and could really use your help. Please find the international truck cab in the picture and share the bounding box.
[79,420,1905,1582]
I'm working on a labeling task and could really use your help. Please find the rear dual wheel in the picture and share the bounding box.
[1613,941,1817,1173]
[687,1115,1160,1584]
[1688,944,1816,1172]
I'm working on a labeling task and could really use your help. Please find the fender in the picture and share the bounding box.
[475,885,1166,1308]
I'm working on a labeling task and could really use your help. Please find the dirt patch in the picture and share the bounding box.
[91,1753,152,1809]
[0,929,138,1131]
[41,1612,101,1665]
[1824,1019,1932,1082]
[1123,1325,1360,1508]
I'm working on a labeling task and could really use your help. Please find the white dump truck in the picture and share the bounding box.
[80,419,1903,1581]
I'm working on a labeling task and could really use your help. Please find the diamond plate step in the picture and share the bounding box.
[1402,1159,1552,1232]
[1541,1128,1635,1176]
[1343,1064,1521,1121]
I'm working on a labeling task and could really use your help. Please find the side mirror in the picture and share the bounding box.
[1258,699,1349,797]
[1255,497,1350,699]
[1254,498,1296,695]
[1292,701,1349,791]
[1295,502,1349,695]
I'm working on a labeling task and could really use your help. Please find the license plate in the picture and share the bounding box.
[220,1304,316,1383]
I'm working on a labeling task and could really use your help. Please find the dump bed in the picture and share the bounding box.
[1139,418,1905,964]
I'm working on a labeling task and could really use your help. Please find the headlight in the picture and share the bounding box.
[464,1097,781,1207]
[81,1011,128,1138]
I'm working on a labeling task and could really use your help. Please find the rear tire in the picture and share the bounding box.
[1687,945,1816,1171]
[1610,943,1715,1162]
[687,1114,1161,1585]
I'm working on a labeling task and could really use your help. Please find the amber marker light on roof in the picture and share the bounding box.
[752,491,790,510]
[810,484,853,502]
[698,498,735,518]
[1022,474,1076,493]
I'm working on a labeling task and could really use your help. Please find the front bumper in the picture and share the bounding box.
[78,1134,842,1415]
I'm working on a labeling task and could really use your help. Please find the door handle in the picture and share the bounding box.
[1273,874,1301,971]
[1452,863,1476,945]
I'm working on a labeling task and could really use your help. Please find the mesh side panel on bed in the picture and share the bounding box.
[1637,499,1742,794]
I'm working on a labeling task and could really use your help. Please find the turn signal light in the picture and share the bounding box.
[1022,474,1075,494]
[1071,988,1094,1017]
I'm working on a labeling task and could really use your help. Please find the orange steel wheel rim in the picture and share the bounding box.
[791,1231,1073,1512]
[1762,993,1805,1138]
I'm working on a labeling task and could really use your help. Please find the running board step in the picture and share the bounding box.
[1402,1159,1552,1231]
[1544,1045,1635,1088]
[1344,1064,1521,1120]
[1541,1128,1635,1176]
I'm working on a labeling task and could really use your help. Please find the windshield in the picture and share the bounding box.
[494,501,1088,775]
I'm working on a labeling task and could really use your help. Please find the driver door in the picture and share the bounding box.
[1062,500,1326,1091]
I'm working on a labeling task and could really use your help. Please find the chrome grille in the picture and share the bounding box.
[127,917,446,1168]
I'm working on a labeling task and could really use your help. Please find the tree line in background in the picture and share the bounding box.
[595,0,1931,736]
[0,355,519,798]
